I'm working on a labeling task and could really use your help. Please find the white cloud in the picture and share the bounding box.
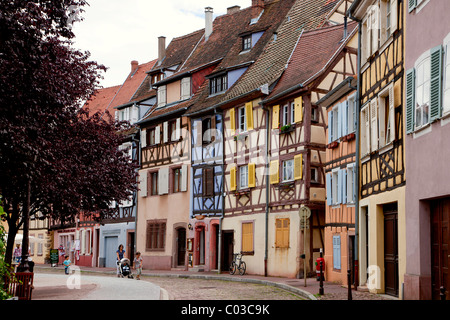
[71,0,252,88]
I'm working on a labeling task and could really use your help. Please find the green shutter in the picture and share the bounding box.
[406,68,416,134]
[408,0,416,13]
[430,45,443,122]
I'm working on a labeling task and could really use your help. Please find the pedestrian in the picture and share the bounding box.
[13,244,21,264]
[116,244,125,277]
[134,251,143,280]
[63,255,71,275]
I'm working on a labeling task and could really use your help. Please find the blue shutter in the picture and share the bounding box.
[430,45,443,122]
[328,111,333,143]
[408,0,416,12]
[333,235,341,270]
[353,165,357,203]
[342,101,348,136]
[406,68,416,134]
[337,105,342,140]
[326,173,332,206]
[337,170,342,204]
[343,169,347,204]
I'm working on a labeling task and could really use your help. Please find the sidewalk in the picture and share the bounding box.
[34,264,396,300]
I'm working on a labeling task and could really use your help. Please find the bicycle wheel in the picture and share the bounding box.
[238,261,246,275]
[229,261,236,275]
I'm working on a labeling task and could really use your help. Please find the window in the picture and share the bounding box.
[150,171,159,196]
[275,218,289,248]
[328,105,340,143]
[146,220,166,251]
[444,40,450,115]
[148,126,160,146]
[239,165,248,189]
[378,84,396,146]
[327,169,348,206]
[173,168,182,193]
[282,159,294,182]
[243,35,252,51]
[202,117,212,144]
[333,235,341,270]
[210,74,228,95]
[238,106,247,132]
[311,167,319,183]
[332,170,339,205]
[242,222,254,254]
[415,56,431,129]
[406,45,444,133]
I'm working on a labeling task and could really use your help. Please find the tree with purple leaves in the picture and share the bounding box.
[0,1,138,267]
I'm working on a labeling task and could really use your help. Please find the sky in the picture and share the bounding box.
[71,0,252,89]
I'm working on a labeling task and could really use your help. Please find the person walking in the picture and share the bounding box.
[134,252,143,280]
[116,244,125,277]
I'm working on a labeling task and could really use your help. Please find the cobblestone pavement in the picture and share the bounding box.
[33,265,396,301]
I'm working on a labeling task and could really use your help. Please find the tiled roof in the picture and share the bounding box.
[186,0,341,115]
[109,59,157,110]
[266,21,358,101]
[82,85,121,117]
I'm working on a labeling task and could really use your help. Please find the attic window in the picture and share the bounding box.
[210,74,228,95]
[243,35,252,51]
[250,9,264,25]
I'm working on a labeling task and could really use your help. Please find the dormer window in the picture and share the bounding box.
[210,74,228,95]
[243,35,252,51]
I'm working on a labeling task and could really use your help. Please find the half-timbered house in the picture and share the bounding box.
[403,0,450,300]
[135,28,206,270]
[185,0,353,278]
[317,76,357,285]
[261,23,358,278]
[348,0,406,298]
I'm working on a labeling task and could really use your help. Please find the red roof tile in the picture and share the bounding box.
[82,85,121,117]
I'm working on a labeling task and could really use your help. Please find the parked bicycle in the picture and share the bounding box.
[229,252,246,275]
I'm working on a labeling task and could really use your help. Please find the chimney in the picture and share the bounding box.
[205,7,213,41]
[227,6,240,15]
[131,60,139,73]
[252,0,264,8]
[158,36,166,64]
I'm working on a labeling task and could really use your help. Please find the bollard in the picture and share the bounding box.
[348,270,352,301]
[319,260,324,295]
[440,287,446,301]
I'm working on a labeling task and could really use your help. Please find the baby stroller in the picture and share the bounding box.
[118,258,133,279]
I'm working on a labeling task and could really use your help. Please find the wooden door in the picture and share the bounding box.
[177,228,186,266]
[384,203,399,297]
[431,198,450,300]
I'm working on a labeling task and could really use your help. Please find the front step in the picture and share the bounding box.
[189,266,205,272]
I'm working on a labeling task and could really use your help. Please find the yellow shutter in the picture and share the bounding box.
[294,154,303,180]
[245,102,254,131]
[230,167,237,191]
[272,105,280,129]
[275,218,290,248]
[270,160,279,184]
[294,96,303,123]
[230,108,236,134]
[248,163,256,188]
[242,222,254,252]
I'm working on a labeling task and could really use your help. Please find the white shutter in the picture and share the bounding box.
[371,6,379,55]
[370,99,378,152]
[387,85,395,144]
[176,118,181,140]
[155,125,161,144]
[158,85,167,107]
[181,77,191,100]
[159,167,169,195]
[163,121,168,143]
[141,130,147,148]
[390,0,398,33]
[139,171,148,197]
[131,106,139,124]
[181,164,188,192]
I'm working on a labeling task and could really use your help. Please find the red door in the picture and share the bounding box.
[431,198,450,300]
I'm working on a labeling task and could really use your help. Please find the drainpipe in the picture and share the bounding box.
[347,10,362,290]
[132,130,141,263]
[262,104,270,277]
[215,107,225,274]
